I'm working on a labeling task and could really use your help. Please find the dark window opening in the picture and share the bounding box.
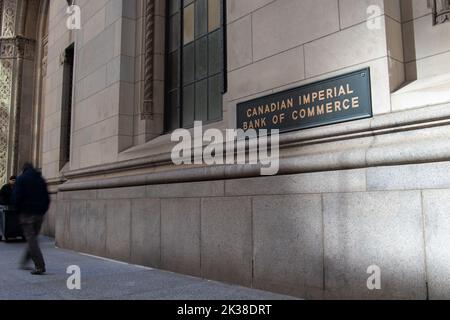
[165,0,227,132]
[60,43,74,170]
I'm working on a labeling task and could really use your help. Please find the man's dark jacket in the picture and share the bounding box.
[0,184,13,205]
[12,168,50,216]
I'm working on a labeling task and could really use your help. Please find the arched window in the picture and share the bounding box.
[165,0,226,131]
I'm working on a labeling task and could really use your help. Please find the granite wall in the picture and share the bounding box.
[44,160,450,300]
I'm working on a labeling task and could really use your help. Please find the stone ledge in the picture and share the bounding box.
[62,102,450,181]
[57,102,450,192]
[391,73,450,111]
[59,125,450,192]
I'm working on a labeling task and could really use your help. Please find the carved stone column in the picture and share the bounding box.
[0,0,19,184]
[0,0,36,183]
[142,0,155,120]
[137,0,166,142]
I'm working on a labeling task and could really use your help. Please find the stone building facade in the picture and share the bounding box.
[1,0,450,299]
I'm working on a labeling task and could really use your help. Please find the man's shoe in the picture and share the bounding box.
[30,269,46,275]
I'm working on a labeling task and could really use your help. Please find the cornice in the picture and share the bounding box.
[56,102,450,191]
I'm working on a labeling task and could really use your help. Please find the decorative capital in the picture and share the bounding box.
[433,0,450,25]
[0,58,13,185]
[0,37,35,60]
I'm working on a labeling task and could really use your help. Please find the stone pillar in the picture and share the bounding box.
[0,0,19,184]
[135,0,166,143]
[142,0,156,120]
[0,0,36,183]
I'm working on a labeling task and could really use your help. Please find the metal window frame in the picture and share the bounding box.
[164,0,227,132]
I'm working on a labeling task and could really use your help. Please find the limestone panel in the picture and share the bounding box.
[272,57,392,115]
[386,16,404,63]
[227,0,275,22]
[228,46,305,101]
[304,17,387,78]
[252,0,340,61]
[76,24,115,81]
[75,65,107,104]
[340,0,401,29]
[401,0,431,22]
[340,0,380,28]
[402,14,450,63]
[80,0,108,25]
[406,51,450,80]
[106,0,124,26]
[83,7,106,45]
[227,15,253,71]
[120,18,136,57]
[384,0,402,22]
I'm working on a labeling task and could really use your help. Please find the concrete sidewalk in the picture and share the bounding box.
[0,237,297,300]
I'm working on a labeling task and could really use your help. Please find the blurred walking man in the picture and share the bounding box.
[12,163,50,275]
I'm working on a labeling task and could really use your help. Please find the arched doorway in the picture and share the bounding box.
[0,0,49,183]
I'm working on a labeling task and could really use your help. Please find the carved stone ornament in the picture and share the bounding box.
[142,0,155,120]
[0,1,3,33]
[0,37,36,60]
[0,59,12,184]
[433,0,450,25]
[1,0,17,38]
[42,35,48,77]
